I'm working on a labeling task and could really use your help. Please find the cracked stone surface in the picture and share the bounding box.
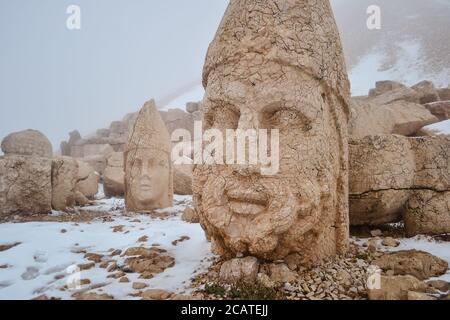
[124,100,173,212]
[404,190,450,237]
[411,137,450,192]
[194,0,350,265]
[1,130,53,158]
[104,152,125,197]
[349,135,450,232]
[51,157,78,212]
[75,160,99,201]
[349,97,438,138]
[0,155,52,217]
[424,101,450,122]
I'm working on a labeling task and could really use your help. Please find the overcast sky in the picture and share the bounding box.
[0,0,229,148]
[2,0,443,150]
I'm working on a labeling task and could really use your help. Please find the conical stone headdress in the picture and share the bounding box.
[203,0,350,107]
[125,99,170,155]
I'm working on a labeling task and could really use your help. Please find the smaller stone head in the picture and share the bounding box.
[124,100,173,211]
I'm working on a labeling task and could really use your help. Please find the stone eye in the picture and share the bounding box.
[158,160,167,168]
[264,109,312,131]
[211,105,240,130]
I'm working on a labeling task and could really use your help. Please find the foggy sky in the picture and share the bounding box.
[1,0,447,150]
[0,0,229,148]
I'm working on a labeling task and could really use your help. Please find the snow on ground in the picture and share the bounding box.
[0,194,213,300]
[353,235,450,282]
[349,39,450,96]
[1,186,449,299]
[421,119,450,136]
[392,236,450,282]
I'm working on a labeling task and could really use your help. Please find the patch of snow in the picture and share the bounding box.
[95,183,105,200]
[154,195,192,216]
[390,236,450,282]
[0,196,213,300]
[421,119,450,136]
[84,197,125,212]
[353,235,450,282]
[49,210,63,217]
[349,39,450,96]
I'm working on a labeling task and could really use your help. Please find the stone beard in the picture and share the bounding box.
[125,147,171,211]
[193,0,350,266]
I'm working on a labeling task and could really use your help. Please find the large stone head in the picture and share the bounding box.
[124,100,173,211]
[194,0,351,265]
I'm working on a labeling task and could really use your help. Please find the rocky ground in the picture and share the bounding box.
[0,186,449,300]
[191,236,450,301]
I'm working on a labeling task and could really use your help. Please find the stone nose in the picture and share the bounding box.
[141,162,152,177]
[234,107,261,176]
[237,107,259,130]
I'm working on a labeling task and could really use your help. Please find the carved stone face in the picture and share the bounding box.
[124,100,173,212]
[126,148,170,210]
[194,62,348,264]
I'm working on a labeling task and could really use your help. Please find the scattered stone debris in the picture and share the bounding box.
[427,280,450,293]
[132,282,148,290]
[111,225,125,233]
[370,230,383,237]
[381,237,400,247]
[108,272,126,279]
[171,236,190,246]
[191,238,450,301]
[73,292,114,300]
[407,291,438,301]
[121,247,175,279]
[110,249,122,257]
[107,262,118,273]
[80,279,91,286]
[32,295,61,301]
[84,253,104,263]
[139,289,173,300]
[372,250,448,280]
[192,243,374,300]
[138,236,149,243]
[78,262,95,271]
[0,242,21,252]
[367,275,429,300]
